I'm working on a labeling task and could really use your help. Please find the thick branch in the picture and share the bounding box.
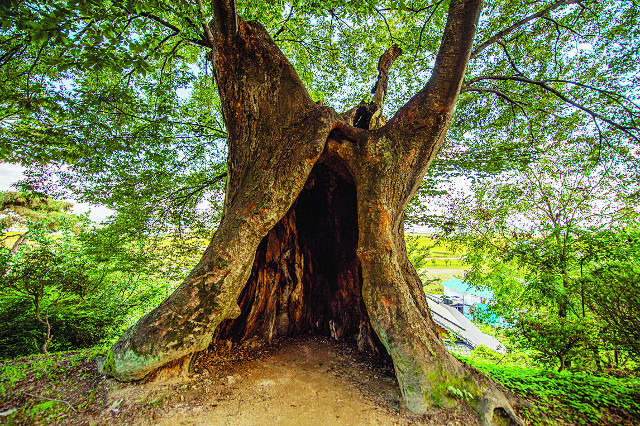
[384,0,482,152]
[338,45,403,128]
[211,0,238,37]
[470,0,582,59]
[425,0,482,108]
[371,44,402,107]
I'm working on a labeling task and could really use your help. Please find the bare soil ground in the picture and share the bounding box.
[1,336,481,425]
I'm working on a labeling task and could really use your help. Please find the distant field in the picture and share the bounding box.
[408,233,465,256]
[421,266,470,294]
[1,231,27,249]
[406,233,469,294]
[422,265,469,282]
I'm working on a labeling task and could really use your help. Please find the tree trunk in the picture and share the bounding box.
[213,162,385,355]
[40,313,51,355]
[34,294,51,354]
[558,354,565,372]
[10,231,29,254]
[101,0,524,424]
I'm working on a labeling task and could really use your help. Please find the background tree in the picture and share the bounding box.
[2,0,640,423]
[443,145,639,370]
[0,196,184,359]
[582,229,640,364]
[0,219,97,354]
[0,191,84,252]
[509,314,597,372]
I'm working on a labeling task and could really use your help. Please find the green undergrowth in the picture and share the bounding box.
[456,353,640,425]
[0,347,106,397]
[0,347,110,424]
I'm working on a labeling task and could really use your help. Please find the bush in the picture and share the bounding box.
[0,219,174,358]
[0,295,41,357]
[458,354,640,424]
[0,293,133,359]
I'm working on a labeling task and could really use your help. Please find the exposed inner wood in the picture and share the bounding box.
[215,161,386,356]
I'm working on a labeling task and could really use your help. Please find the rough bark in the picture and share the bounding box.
[102,0,525,424]
[101,15,335,382]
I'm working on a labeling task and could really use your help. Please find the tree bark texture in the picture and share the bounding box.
[102,0,524,423]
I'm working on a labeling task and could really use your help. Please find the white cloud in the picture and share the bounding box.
[0,163,25,191]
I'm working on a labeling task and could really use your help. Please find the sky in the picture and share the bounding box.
[0,162,114,223]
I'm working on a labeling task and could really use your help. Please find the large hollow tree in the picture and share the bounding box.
[99,0,524,422]
[4,0,639,424]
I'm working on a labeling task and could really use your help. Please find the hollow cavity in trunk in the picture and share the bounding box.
[215,160,385,356]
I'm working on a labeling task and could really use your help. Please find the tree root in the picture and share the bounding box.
[466,365,527,426]
[477,388,524,426]
[140,352,197,383]
[98,351,197,384]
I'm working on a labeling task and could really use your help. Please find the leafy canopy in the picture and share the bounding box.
[0,191,79,230]
[1,0,639,233]
[437,142,639,370]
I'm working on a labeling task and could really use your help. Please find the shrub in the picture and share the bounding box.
[458,354,640,424]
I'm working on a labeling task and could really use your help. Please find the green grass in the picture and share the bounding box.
[423,283,445,294]
[456,350,640,425]
[407,234,465,257]
[0,347,110,424]
[0,347,107,396]
[424,258,468,267]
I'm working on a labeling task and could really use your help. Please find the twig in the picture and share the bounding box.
[466,74,640,141]
[471,0,582,59]
[274,5,295,39]
[22,392,77,412]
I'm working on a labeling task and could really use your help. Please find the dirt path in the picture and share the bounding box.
[149,338,402,425]
[2,336,480,425]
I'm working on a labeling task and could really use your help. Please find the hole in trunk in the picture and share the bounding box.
[214,160,386,356]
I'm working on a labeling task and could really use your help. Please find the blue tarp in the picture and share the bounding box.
[441,278,494,299]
